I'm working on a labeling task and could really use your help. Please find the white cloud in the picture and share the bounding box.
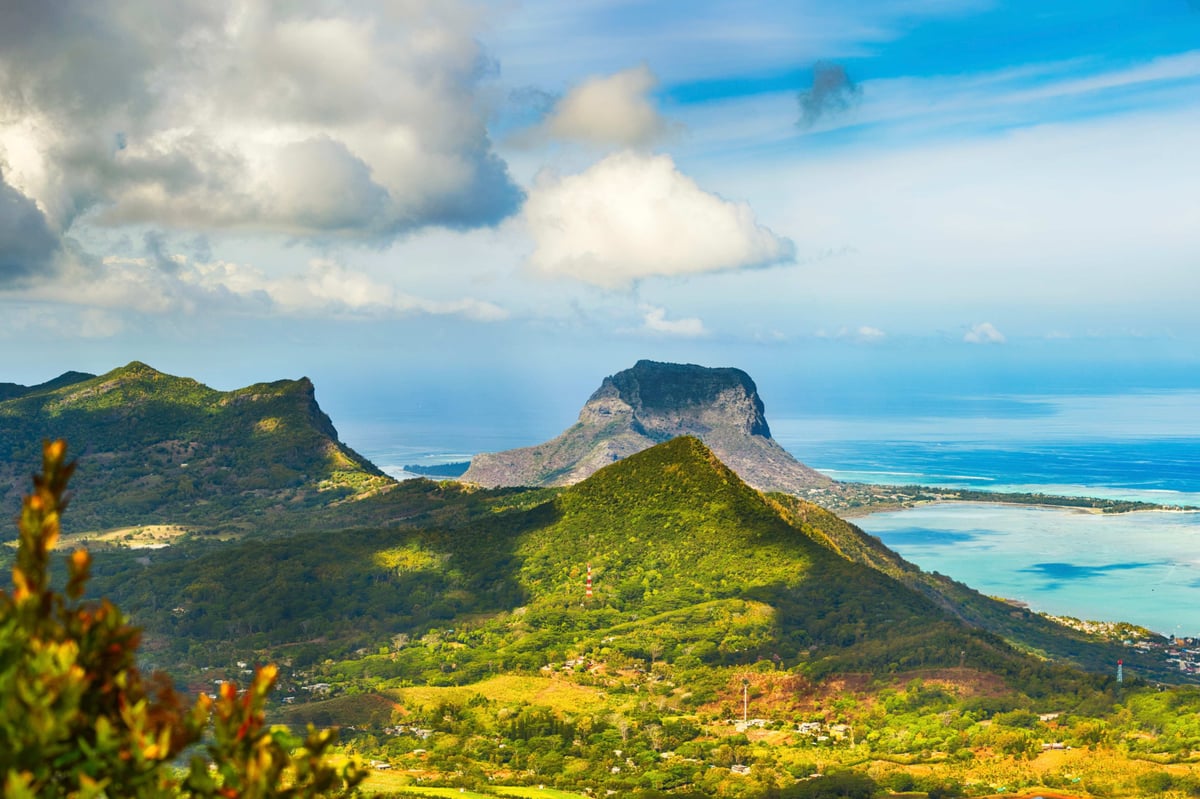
[641,306,707,337]
[964,322,1006,344]
[78,308,126,338]
[541,65,673,148]
[524,151,794,288]
[0,304,125,340]
[262,260,510,321]
[18,253,508,323]
[815,325,887,342]
[0,1,521,249]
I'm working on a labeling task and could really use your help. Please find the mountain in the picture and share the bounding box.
[0,361,390,532]
[96,436,1128,693]
[79,436,1194,799]
[462,360,833,495]
[4,362,1169,682]
[0,370,94,401]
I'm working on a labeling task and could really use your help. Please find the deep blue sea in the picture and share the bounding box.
[339,389,1200,635]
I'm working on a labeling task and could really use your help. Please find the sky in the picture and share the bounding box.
[1,0,1199,434]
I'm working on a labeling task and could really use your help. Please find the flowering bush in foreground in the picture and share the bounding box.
[0,440,364,798]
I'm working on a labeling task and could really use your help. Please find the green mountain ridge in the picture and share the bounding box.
[0,369,95,401]
[4,363,1196,796]
[49,434,1200,799]
[0,362,1177,684]
[0,361,390,532]
[89,435,1155,694]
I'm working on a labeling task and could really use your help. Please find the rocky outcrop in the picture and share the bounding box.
[461,360,832,495]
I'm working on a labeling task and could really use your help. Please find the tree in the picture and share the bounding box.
[0,440,364,798]
[779,771,878,799]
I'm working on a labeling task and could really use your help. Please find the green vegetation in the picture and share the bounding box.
[900,485,1172,513]
[4,361,1196,797]
[42,434,1183,796]
[0,370,93,402]
[0,362,391,533]
[821,482,1175,516]
[87,438,1110,693]
[0,440,362,797]
[773,495,1176,681]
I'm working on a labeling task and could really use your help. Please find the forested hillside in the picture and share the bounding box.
[79,436,1200,798]
[0,362,390,531]
[91,437,1108,695]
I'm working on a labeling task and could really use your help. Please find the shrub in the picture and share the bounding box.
[0,440,364,798]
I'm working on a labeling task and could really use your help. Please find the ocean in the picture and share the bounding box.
[338,389,1200,636]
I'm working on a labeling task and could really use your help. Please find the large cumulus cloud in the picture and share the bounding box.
[0,0,522,261]
[524,151,794,288]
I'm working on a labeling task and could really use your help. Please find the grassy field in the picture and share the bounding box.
[60,523,198,548]
[359,779,494,799]
[357,778,588,799]
[492,787,590,799]
[388,674,615,715]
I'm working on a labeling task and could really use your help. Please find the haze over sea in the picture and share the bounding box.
[340,386,1200,638]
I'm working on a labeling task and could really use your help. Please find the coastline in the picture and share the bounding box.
[819,481,1183,519]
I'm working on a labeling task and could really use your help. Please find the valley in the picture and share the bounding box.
[3,361,1200,798]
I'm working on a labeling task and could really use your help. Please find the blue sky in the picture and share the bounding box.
[0,0,1198,431]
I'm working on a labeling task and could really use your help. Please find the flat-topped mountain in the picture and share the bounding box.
[462,359,832,494]
[0,361,390,531]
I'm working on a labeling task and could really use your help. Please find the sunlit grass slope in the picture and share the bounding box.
[91,436,1100,699]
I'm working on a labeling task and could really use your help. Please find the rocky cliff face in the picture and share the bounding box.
[461,360,832,495]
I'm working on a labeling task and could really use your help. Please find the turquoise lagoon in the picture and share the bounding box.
[857,503,1200,637]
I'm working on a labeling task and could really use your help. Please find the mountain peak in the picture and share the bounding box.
[105,361,168,381]
[0,363,389,530]
[564,435,752,509]
[577,434,732,487]
[0,370,95,402]
[589,360,771,438]
[462,361,831,494]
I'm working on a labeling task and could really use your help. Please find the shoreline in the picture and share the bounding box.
[839,497,1195,519]
[828,482,1189,519]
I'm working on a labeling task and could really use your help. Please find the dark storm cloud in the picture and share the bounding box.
[797,61,862,128]
[0,174,61,286]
